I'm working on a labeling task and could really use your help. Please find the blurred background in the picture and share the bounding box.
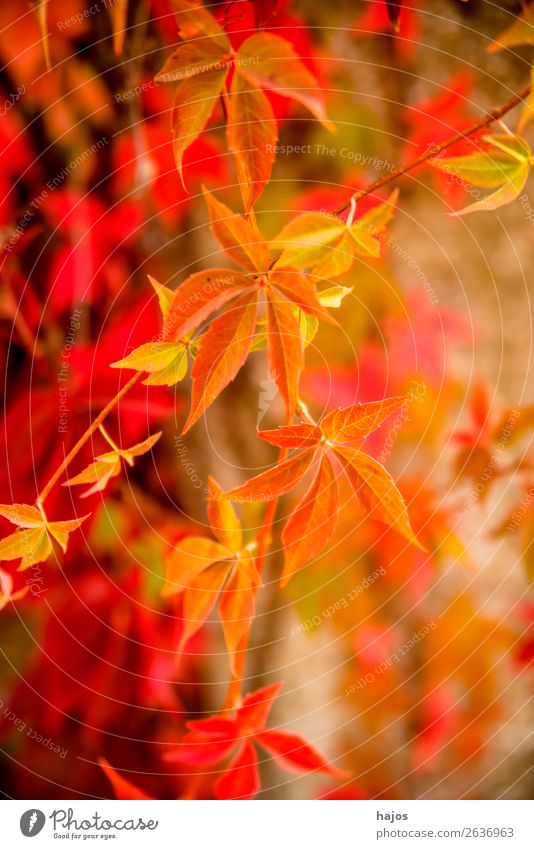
[0,0,532,799]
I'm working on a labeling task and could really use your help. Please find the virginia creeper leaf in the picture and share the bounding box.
[170,67,229,188]
[162,269,253,341]
[222,449,317,502]
[214,740,260,800]
[207,477,243,554]
[110,342,186,373]
[183,290,258,432]
[162,536,232,597]
[179,560,234,649]
[258,422,322,448]
[333,446,424,549]
[236,32,333,129]
[281,454,339,587]
[203,189,270,272]
[266,291,303,421]
[269,269,337,325]
[227,71,278,213]
[321,397,406,444]
[155,38,231,84]
[255,729,344,776]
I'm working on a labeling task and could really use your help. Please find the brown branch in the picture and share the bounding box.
[333,82,532,214]
[38,371,142,504]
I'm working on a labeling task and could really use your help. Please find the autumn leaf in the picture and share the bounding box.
[183,291,258,433]
[203,189,270,272]
[171,67,230,188]
[227,72,278,212]
[0,504,89,570]
[164,682,344,799]
[107,0,129,56]
[429,135,532,215]
[281,455,339,587]
[99,758,154,800]
[162,479,259,673]
[487,4,534,52]
[148,275,175,319]
[334,446,425,551]
[162,269,253,341]
[236,32,333,130]
[223,397,422,582]
[29,0,51,70]
[0,566,29,611]
[271,191,398,277]
[64,432,161,498]
[266,291,303,421]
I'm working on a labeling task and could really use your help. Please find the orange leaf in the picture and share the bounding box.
[207,477,242,554]
[162,269,252,341]
[227,72,278,213]
[107,0,129,56]
[214,740,260,800]
[321,396,406,444]
[258,423,322,448]
[236,33,333,129]
[155,38,231,84]
[222,449,317,502]
[99,758,154,800]
[179,560,234,649]
[281,455,339,587]
[203,189,270,272]
[269,268,338,325]
[183,290,258,432]
[266,290,303,420]
[173,0,230,41]
[333,446,424,550]
[171,68,229,188]
[219,559,260,674]
[162,537,232,597]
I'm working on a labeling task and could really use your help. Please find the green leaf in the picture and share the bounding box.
[110,341,186,373]
[142,347,188,386]
[148,275,175,319]
[429,134,531,215]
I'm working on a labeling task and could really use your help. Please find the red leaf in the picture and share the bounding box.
[237,682,283,732]
[99,758,154,800]
[215,740,260,800]
[255,729,344,776]
[204,189,270,272]
[165,719,238,766]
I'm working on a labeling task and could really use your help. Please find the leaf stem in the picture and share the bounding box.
[38,372,142,504]
[333,82,532,213]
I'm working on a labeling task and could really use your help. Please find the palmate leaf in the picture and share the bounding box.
[170,67,230,187]
[203,189,270,272]
[236,32,333,130]
[183,290,258,433]
[155,4,332,209]
[227,72,278,213]
[162,269,253,341]
[0,505,89,570]
[271,191,399,278]
[64,433,161,498]
[429,134,532,215]
[265,291,303,422]
[223,397,423,583]
[281,455,339,587]
[333,446,425,551]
